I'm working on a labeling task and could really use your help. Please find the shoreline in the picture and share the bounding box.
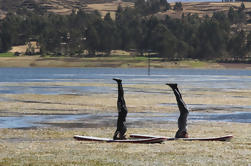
[0,122,250,165]
[0,56,251,69]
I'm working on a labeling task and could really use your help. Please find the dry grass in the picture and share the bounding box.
[210,2,251,8]
[158,2,251,19]
[85,1,133,19]
[9,41,40,54]
[0,122,250,166]
[0,0,132,18]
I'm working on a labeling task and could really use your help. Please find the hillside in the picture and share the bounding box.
[1,0,251,29]
[0,0,131,17]
[157,2,251,30]
[1,0,251,20]
[159,2,251,18]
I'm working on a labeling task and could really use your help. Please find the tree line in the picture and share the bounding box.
[0,0,251,61]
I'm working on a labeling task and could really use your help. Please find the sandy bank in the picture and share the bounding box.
[0,56,251,69]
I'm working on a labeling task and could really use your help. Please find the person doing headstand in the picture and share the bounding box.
[166,83,189,138]
[113,78,128,140]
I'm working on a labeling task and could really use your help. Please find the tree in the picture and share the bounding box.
[149,23,177,58]
[228,30,246,60]
[237,5,246,24]
[176,40,190,59]
[135,0,171,15]
[97,13,116,55]
[86,25,100,56]
[246,32,251,52]
[240,2,245,11]
[228,7,235,23]
[160,0,171,10]
[0,36,2,52]
[134,19,148,55]
[173,2,183,11]
[0,21,13,52]
[115,7,140,50]
[195,18,227,60]
[135,0,147,14]
[115,4,123,22]
[40,29,61,55]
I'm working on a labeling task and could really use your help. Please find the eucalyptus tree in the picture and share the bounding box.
[149,23,177,59]
[228,30,247,60]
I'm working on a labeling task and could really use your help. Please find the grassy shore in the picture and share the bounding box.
[0,52,14,57]
[0,123,250,165]
[0,81,250,165]
[0,55,251,69]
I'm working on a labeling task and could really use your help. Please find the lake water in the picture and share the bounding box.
[0,67,250,128]
[0,67,251,95]
[0,111,251,129]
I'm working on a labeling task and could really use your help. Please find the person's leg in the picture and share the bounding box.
[113,78,128,140]
[166,83,189,138]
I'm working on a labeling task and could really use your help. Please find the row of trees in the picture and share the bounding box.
[0,0,251,61]
[135,0,171,15]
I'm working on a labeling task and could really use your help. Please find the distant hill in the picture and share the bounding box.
[1,0,251,39]
[1,0,250,27]
[0,0,114,17]
[0,0,134,19]
[1,0,250,30]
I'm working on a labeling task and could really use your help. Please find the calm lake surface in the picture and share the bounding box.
[0,67,251,95]
[0,67,250,128]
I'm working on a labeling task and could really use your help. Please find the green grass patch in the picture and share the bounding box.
[0,52,15,57]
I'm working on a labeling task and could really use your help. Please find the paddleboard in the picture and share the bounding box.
[73,135,166,143]
[130,134,233,141]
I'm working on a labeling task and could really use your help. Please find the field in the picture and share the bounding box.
[86,0,134,19]
[158,2,251,18]
[0,80,251,165]
[0,0,133,18]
